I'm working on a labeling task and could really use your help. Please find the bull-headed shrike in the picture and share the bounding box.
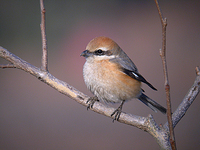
[81,36,166,121]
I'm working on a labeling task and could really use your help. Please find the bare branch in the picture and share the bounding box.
[164,67,200,129]
[0,64,16,68]
[0,46,146,127]
[0,46,172,149]
[155,0,176,149]
[40,0,48,71]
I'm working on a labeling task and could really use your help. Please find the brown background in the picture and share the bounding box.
[0,0,200,149]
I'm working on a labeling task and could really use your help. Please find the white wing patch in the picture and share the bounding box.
[132,72,139,78]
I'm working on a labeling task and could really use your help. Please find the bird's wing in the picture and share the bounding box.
[122,68,157,91]
[110,50,157,91]
[110,50,138,72]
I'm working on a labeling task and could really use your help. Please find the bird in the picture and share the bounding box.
[81,36,166,121]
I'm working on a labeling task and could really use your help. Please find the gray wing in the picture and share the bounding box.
[110,49,138,72]
[110,50,157,91]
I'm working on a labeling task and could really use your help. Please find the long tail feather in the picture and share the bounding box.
[138,93,166,114]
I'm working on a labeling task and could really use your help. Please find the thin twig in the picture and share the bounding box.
[154,0,177,150]
[40,0,48,71]
[0,64,16,68]
[164,66,200,129]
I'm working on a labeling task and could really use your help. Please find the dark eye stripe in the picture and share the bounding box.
[93,49,113,56]
[94,49,105,56]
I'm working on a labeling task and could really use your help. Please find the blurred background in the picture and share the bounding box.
[0,0,200,149]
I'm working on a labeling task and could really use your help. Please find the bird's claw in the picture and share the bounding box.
[111,100,125,122]
[86,96,99,110]
[111,107,122,122]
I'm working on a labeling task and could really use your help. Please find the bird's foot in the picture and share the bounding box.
[111,100,125,122]
[86,96,99,110]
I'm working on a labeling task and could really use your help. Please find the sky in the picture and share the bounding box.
[0,0,200,149]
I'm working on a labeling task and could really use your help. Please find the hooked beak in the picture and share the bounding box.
[80,50,90,58]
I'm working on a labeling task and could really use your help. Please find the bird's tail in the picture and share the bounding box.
[138,93,166,114]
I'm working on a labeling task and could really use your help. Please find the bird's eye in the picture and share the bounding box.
[94,49,104,55]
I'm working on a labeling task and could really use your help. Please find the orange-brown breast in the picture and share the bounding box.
[94,59,142,101]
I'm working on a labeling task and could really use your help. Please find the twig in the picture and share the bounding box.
[154,0,176,150]
[40,0,48,71]
[0,64,16,68]
[164,66,200,129]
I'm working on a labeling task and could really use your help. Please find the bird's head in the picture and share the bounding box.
[81,36,121,60]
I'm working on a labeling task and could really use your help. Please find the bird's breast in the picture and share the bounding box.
[83,59,141,103]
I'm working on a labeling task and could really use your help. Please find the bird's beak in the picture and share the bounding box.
[80,50,90,57]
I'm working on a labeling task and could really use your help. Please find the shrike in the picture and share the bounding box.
[81,36,166,121]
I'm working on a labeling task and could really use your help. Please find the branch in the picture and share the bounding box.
[0,64,16,68]
[40,0,48,71]
[155,0,176,149]
[0,46,170,149]
[164,67,200,129]
[0,47,145,126]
